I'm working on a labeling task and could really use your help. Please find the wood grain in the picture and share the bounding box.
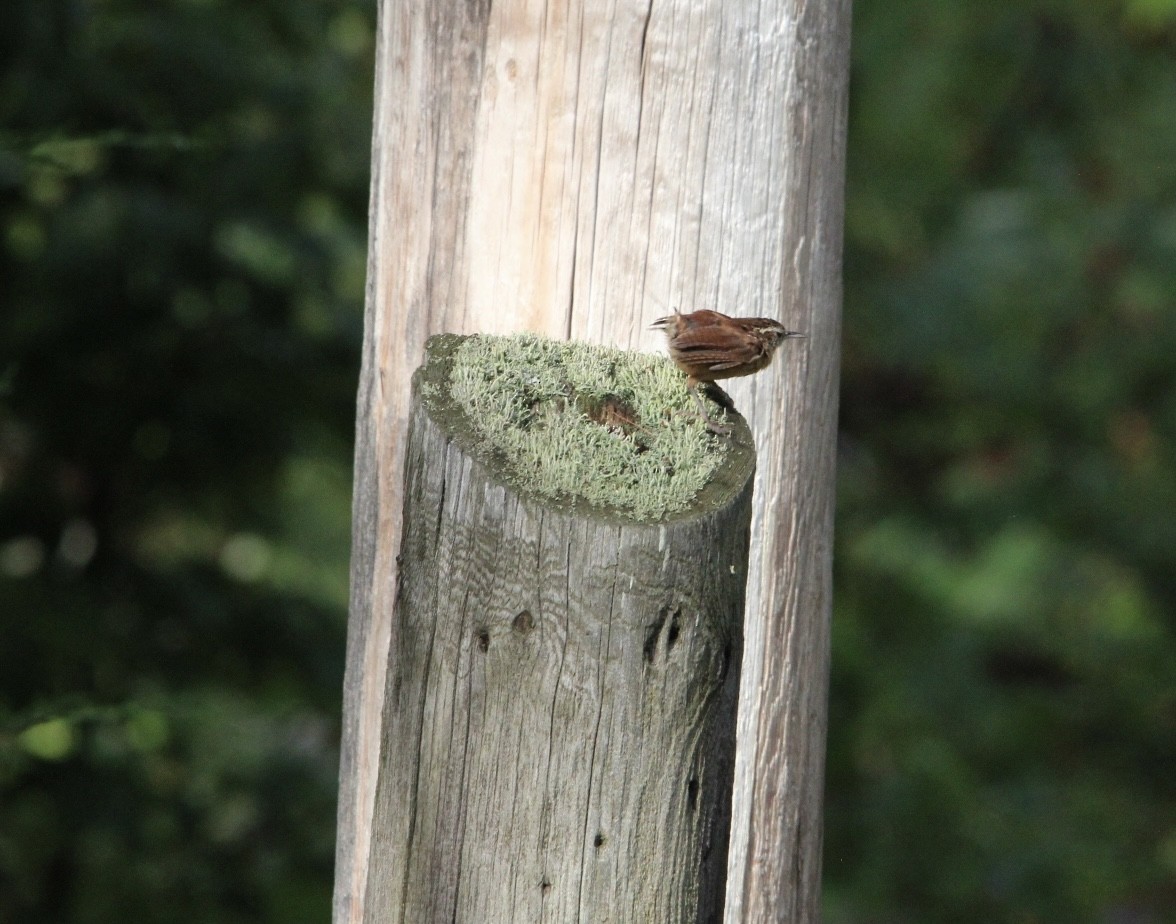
[721,3,852,921]
[338,1,849,921]
[360,342,753,923]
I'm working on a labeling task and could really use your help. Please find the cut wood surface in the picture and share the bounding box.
[337,0,849,921]
[361,336,754,923]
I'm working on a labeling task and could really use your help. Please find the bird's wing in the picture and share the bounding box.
[672,326,758,370]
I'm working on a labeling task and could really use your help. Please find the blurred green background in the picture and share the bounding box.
[1,0,1173,922]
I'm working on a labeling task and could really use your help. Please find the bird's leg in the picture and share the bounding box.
[701,382,735,411]
[688,381,732,435]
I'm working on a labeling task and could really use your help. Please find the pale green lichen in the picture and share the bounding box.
[446,333,732,520]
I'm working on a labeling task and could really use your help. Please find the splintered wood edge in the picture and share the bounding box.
[413,333,756,525]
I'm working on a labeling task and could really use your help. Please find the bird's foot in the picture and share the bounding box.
[689,386,733,436]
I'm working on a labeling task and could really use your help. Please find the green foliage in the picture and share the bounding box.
[2,0,1174,922]
[830,2,1176,921]
[447,333,733,521]
[1,0,371,919]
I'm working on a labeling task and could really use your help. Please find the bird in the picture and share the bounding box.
[651,308,805,433]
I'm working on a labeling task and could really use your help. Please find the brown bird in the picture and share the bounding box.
[651,308,805,432]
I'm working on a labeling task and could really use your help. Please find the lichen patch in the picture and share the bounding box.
[447,333,728,520]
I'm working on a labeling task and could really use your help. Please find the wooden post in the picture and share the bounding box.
[336,1,850,922]
[361,334,754,923]
[721,5,851,922]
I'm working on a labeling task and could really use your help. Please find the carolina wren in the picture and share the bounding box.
[651,309,804,432]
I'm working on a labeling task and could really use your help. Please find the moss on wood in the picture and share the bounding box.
[414,332,754,522]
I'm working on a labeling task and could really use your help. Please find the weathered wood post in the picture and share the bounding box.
[336,0,849,922]
[360,334,755,922]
